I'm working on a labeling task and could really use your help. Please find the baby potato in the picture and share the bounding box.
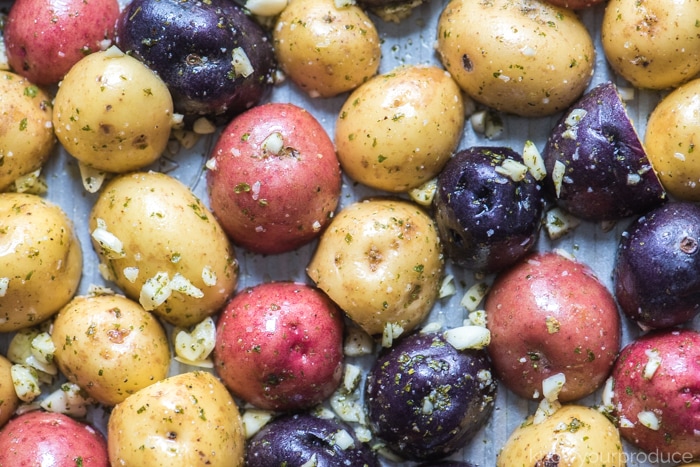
[602,0,700,90]
[644,78,700,201]
[0,355,19,429]
[53,46,174,173]
[273,0,381,98]
[436,0,595,117]
[51,293,171,406]
[307,198,444,337]
[89,171,238,327]
[497,405,626,466]
[0,71,55,191]
[108,371,245,466]
[0,193,82,332]
[335,65,465,192]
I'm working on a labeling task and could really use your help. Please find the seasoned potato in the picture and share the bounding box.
[307,198,444,337]
[0,71,55,191]
[497,405,626,466]
[273,0,381,98]
[52,293,171,406]
[436,0,595,117]
[335,65,465,192]
[0,193,82,332]
[644,78,700,201]
[601,0,700,90]
[89,171,238,327]
[53,46,174,173]
[108,371,245,466]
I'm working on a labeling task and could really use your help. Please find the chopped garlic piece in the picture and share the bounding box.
[643,348,662,380]
[11,364,42,402]
[542,372,566,401]
[300,454,318,467]
[262,131,284,155]
[123,266,139,283]
[173,317,216,367]
[91,218,126,258]
[495,158,528,182]
[31,332,56,366]
[552,160,566,198]
[533,397,561,424]
[40,383,93,417]
[343,326,374,357]
[330,392,366,424]
[381,322,404,348]
[231,47,254,78]
[242,409,274,438]
[139,271,172,310]
[192,117,216,135]
[601,376,614,409]
[564,108,587,126]
[12,169,47,195]
[438,274,456,298]
[332,429,355,450]
[0,277,8,297]
[522,140,547,181]
[245,0,288,16]
[408,178,437,206]
[341,363,362,393]
[460,282,489,312]
[78,162,106,193]
[468,309,487,327]
[545,207,581,240]
[637,410,660,430]
[103,45,125,58]
[169,273,204,298]
[202,266,217,286]
[443,325,491,350]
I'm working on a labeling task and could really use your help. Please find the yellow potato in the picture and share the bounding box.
[0,193,82,332]
[436,0,595,117]
[644,78,700,201]
[89,171,238,327]
[53,47,174,173]
[307,197,444,336]
[334,65,465,192]
[0,71,55,191]
[497,405,626,466]
[273,0,381,98]
[0,354,20,428]
[602,0,700,90]
[108,371,245,466]
[52,293,171,406]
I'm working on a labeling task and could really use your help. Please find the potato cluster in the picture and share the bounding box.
[1,0,700,464]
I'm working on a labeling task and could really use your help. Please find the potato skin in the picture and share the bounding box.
[0,193,82,332]
[273,0,381,98]
[52,294,171,406]
[644,78,700,201]
[207,103,341,255]
[108,371,245,467]
[52,48,174,173]
[543,81,666,221]
[89,171,238,327]
[213,281,344,411]
[307,198,444,337]
[4,0,119,85]
[611,329,700,460]
[436,0,595,117]
[0,411,109,466]
[0,355,19,429]
[485,251,621,402]
[365,331,497,461]
[0,71,56,191]
[601,0,700,90]
[496,405,626,466]
[334,65,465,192]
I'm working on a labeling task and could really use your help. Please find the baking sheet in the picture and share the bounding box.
[2,0,699,465]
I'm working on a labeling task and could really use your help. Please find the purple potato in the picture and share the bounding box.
[614,201,700,329]
[365,331,497,462]
[542,81,666,221]
[433,146,544,274]
[245,413,378,467]
[115,0,275,126]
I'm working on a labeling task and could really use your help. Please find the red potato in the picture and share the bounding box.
[213,281,345,411]
[0,411,108,466]
[485,251,621,402]
[611,329,700,460]
[4,0,120,85]
[206,102,342,255]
